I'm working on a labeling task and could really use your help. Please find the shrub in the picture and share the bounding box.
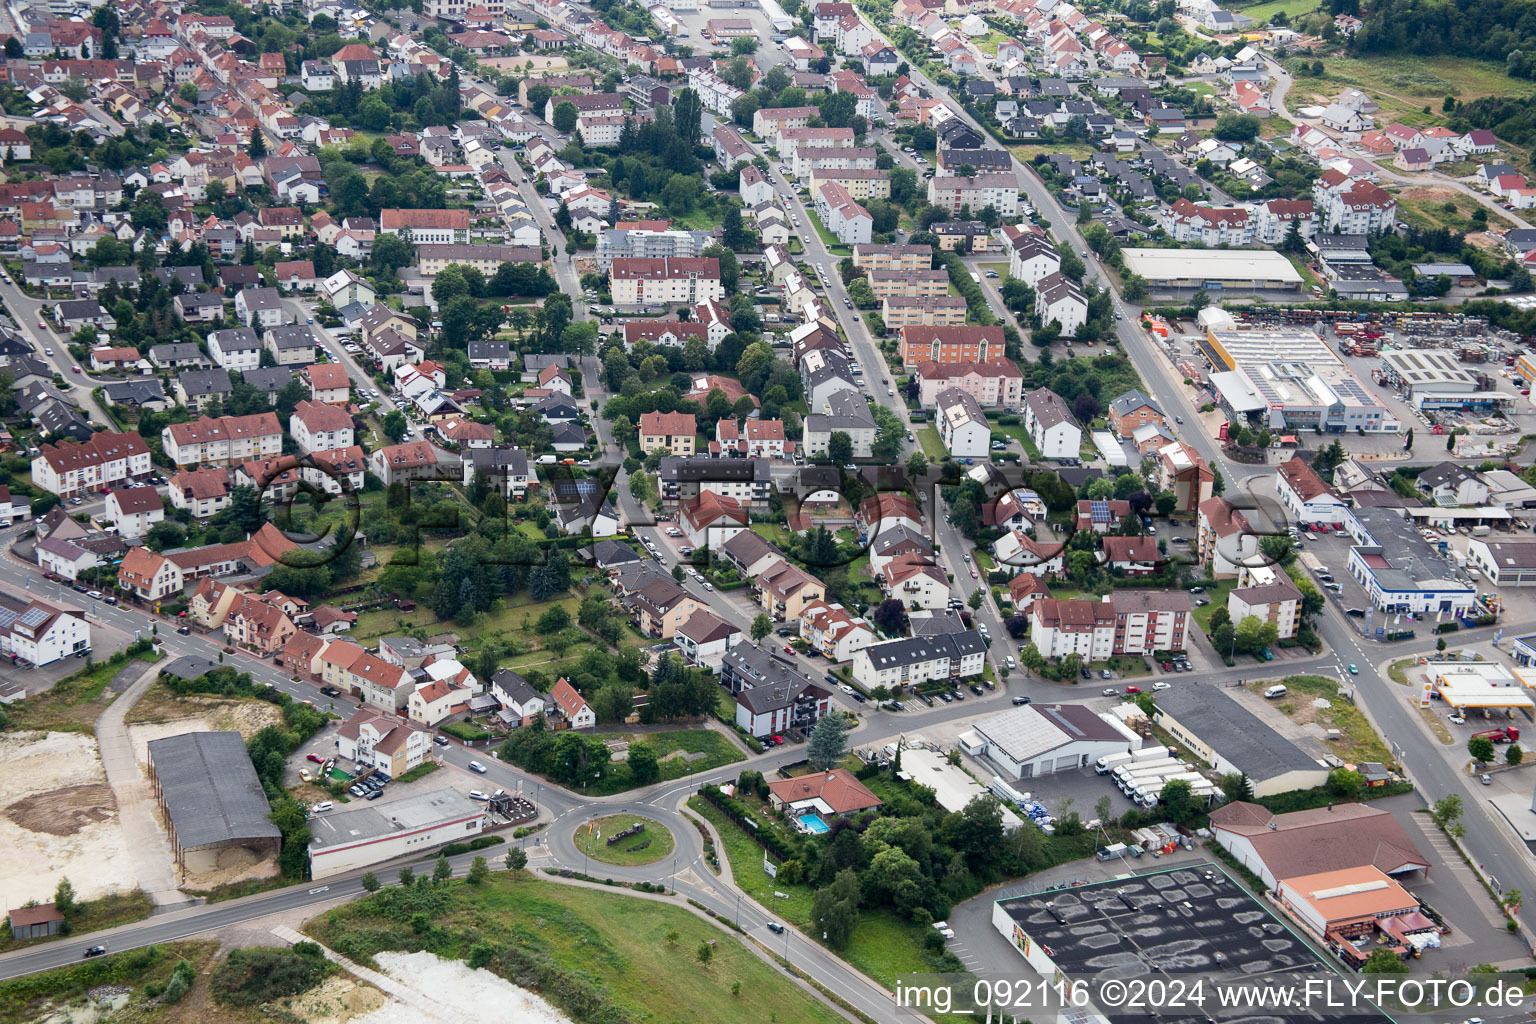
[209,947,334,1006]
[160,961,195,1004]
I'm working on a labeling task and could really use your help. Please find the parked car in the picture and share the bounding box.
[1124,685,1141,694]
[469,790,489,801]
[434,735,450,746]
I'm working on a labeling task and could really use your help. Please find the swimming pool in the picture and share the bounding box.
[799,813,830,834]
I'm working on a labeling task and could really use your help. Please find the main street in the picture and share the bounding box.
[0,275,113,426]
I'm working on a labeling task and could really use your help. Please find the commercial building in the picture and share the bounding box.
[969,702,1142,781]
[1151,683,1328,798]
[1422,662,1535,712]
[1378,348,1505,412]
[1210,801,1429,890]
[307,788,487,879]
[1277,866,1440,961]
[1344,507,1475,616]
[1275,454,1348,525]
[1121,247,1303,292]
[0,594,90,666]
[148,731,281,878]
[1200,325,1398,434]
[1465,538,1536,587]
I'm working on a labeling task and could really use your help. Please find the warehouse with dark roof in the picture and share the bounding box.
[147,731,281,878]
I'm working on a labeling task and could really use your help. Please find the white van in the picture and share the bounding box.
[1264,684,1288,699]
[535,454,558,464]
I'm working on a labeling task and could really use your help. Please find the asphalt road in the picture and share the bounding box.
[0,275,113,425]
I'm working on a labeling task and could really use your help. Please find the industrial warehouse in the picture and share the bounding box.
[1197,315,1400,434]
[1121,248,1304,293]
[147,731,281,880]
[1377,348,1514,412]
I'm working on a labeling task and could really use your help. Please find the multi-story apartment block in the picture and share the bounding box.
[899,325,1005,368]
[851,631,987,690]
[639,411,697,456]
[853,243,932,272]
[881,295,968,328]
[926,173,1019,218]
[31,431,152,498]
[161,413,283,469]
[609,257,724,306]
[1030,592,1192,659]
[1228,579,1302,639]
[869,269,951,300]
[914,358,1024,408]
[379,208,472,244]
[1156,199,1254,245]
[290,401,356,455]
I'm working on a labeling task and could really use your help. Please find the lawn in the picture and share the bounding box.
[805,208,852,256]
[352,593,584,647]
[1246,674,1392,766]
[1191,579,1237,633]
[573,813,675,866]
[3,649,163,735]
[988,418,1042,459]
[917,426,947,459]
[749,522,794,549]
[306,875,847,1024]
[576,729,745,795]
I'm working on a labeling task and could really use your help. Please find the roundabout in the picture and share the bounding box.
[572,813,675,867]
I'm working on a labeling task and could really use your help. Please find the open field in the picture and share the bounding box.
[1232,0,1320,22]
[306,875,847,1024]
[0,941,219,1024]
[1395,187,1517,237]
[1246,674,1392,766]
[586,729,745,794]
[573,813,674,866]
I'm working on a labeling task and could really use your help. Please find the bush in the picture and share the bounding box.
[441,721,492,742]
[209,946,334,1006]
[160,961,195,1004]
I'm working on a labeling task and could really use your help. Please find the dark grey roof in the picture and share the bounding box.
[160,656,221,681]
[153,266,205,288]
[909,610,967,635]
[149,342,208,365]
[467,447,530,477]
[587,538,641,567]
[721,528,779,569]
[102,379,167,405]
[1108,389,1162,420]
[858,631,984,670]
[1153,683,1323,781]
[147,731,280,848]
[209,328,261,352]
[491,668,543,707]
[179,368,233,398]
[264,325,317,351]
[660,456,770,484]
[240,366,295,393]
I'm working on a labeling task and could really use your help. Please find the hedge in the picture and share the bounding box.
[441,721,492,742]
[698,784,799,862]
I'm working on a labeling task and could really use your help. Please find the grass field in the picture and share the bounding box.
[917,426,947,459]
[1191,579,1237,633]
[1396,189,1517,235]
[1295,57,1530,142]
[1232,0,1320,22]
[573,814,675,866]
[0,941,216,1024]
[1247,674,1392,766]
[3,649,163,735]
[306,875,847,1024]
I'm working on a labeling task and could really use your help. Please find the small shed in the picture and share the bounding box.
[8,903,64,939]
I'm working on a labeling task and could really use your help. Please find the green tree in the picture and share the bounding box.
[807,712,851,769]
[1158,778,1195,822]
[552,100,579,133]
[1508,744,1524,766]
[1431,793,1465,838]
[360,871,380,892]
[53,876,77,919]
[248,127,266,159]
[827,431,854,464]
[433,854,453,883]
[697,940,714,964]
[628,742,661,785]
[751,614,774,642]
[1469,736,1496,763]
[1362,949,1409,974]
[1328,768,1365,798]
[968,590,984,610]
[398,866,415,886]
[505,848,528,873]
[382,410,408,441]
[467,855,490,885]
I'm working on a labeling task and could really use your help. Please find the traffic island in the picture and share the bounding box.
[572,814,675,867]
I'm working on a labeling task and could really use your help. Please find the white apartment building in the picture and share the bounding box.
[161,413,284,469]
[927,173,1019,218]
[31,431,153,499]
[609,257,725,306]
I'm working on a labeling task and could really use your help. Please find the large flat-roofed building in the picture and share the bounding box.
[899,747,1024,830]
[1121,247,1303,292]
[148,731,281,879]
[307,788,487,878]
[1276,866,1439,962]
[992,867,1394,1024]
[969,702,1142,781]
[1378,348,1509,412]
[1201,326,1398,434]
[1150,682,1329,798]
[1344,507,1475,616]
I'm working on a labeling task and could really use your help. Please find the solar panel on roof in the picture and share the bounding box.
[17,607,49,627]
[0,609,17,631]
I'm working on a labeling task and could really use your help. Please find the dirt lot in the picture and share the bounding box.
[0,732,134,902]
[124,699,283,765]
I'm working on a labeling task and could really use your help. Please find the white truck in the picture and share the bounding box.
[1095,746,1171,774]
[1113,759,1183,790]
